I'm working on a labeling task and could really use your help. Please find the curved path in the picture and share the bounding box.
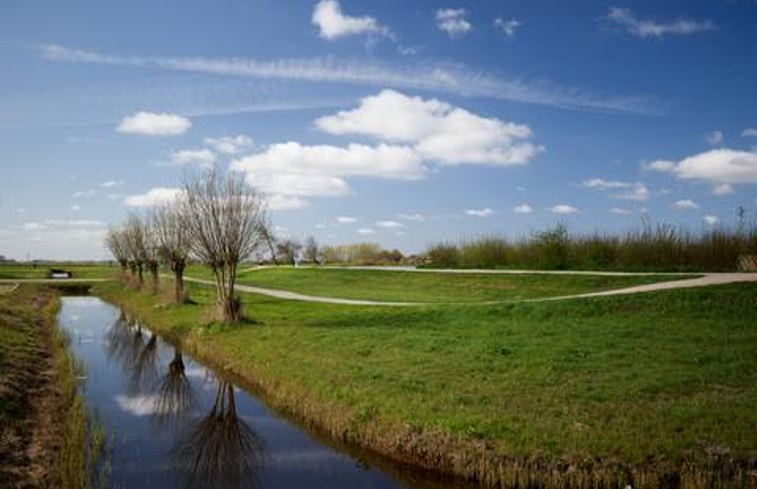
[183,276,422,306]
[185,271,757,307]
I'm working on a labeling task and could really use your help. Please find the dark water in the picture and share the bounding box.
[59,296,467,489]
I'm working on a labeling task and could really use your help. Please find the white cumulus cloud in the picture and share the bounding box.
[124,187,183,207]
[465,208,494,217]
[712,183,734,195]
[203,135,253,154]
[312,0,388,39]
[336,216,357,224]
[375,220,404,228]
[742,128,757,138]
[513,203,533,214]
[436,8,472,37]
[315,89,541,166]
[673,199,699,210]
[357,227,374,235]
[550,204,578,214]
[116,111,191,136]
[168,148,216,168]
[614,182,650,201]
[650,149,757,185]
[398,213,425,222]
[703,214,720,226]
[269,195,309,211]
[581,178,632,190]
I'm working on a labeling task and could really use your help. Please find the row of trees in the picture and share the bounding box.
[105,170,267,322]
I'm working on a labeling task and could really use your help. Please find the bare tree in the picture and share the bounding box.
[259,220,279,266]
[181,169,266,322]
[105,227,129,273]
[123,214,148,285]
[153,202,190,302]
[304,236,320,265]
[144,215,161,292]
[275,239,302,266]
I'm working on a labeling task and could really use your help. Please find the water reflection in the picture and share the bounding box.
[105,313,263,488]
[153,349,196,426]
[175,381,265,489]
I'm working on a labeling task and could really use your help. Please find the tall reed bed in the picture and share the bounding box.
[426,220,757,271]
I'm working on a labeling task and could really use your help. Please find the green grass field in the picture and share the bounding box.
[185,265,698,303]
[95,277,757,487]
[0,263,114,280]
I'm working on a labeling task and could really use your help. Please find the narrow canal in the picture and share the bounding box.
[58,296,466,489]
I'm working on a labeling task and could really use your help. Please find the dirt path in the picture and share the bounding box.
[185,271,757,306]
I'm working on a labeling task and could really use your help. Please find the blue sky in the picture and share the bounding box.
[1,0,756,260]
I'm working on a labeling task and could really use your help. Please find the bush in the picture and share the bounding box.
[426,243,460,268]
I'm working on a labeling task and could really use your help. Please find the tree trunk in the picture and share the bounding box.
[174,262,185,303]
[137,263,144,285]
[149,262,159,293]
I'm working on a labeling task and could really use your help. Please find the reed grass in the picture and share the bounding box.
[426,219,757,271]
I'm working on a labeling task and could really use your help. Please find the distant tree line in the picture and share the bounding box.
[425,218,757,272]
[105,169,267,322]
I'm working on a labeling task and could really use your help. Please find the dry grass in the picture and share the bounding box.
[0,285,86,488]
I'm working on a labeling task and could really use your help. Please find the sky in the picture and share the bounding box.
[1,0,756,260]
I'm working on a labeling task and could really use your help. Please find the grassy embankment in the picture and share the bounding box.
[0,285,87,488]
[185,265,697,303]
[95,275,757,488]
[0,263,113,280]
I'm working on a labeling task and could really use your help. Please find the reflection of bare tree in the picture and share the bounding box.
[152,349,196,426]
[129,333,158,395]
[175,381,264,489]
[105,315,144,368]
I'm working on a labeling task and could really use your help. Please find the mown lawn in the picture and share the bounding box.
[186,266,698,303]
[95,279,757,485]
[0,263,114,279]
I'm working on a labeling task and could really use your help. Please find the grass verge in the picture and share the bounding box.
[94,280,757,488]
[187,266,697,303]
[0,263,114,280]
[0,285,87,488]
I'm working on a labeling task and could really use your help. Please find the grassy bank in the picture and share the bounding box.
[0,285,87,488]
[186,266,696,303]
[94,279,757,488]
[0,263,114,280]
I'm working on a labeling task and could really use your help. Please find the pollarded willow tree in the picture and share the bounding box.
[152,201,191,303]
[105,227,129,272]
[123,213,148,285]
[181,169,267,322]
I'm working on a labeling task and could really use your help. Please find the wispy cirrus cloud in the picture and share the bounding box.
[38,44,657,114]
[605,7,715,38]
